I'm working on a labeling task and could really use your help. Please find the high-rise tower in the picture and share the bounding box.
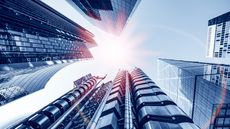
[158,58,230,128]
[0,0,97,106]
[68,0,141,35]
[11,68,199,129]
[0,0,96,64]
[206,11,230,58]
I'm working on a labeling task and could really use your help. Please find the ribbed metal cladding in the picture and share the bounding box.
[11,76,112,129]
[10,68,201,129]
[96,70,137,129]
[96,71,127,129]
[129,68,200,129]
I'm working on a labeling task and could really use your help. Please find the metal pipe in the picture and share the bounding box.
[86,81,113,129]
[124,71,133,129]
[49,76,105,129]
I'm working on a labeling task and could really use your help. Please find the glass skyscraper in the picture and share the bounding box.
[158,58,230,129]
[0,62,72,106]
[206,11,230,58]
[11,68,199,129]
[0,0,97,106]
[68,0,141,35]
[0,0,96,64]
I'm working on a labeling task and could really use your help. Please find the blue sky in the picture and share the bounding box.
[40,0,230,82]
[0,1,230,127]
[135,0,230,59]
[128,0,230,79]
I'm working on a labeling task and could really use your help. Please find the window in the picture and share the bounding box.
[224,118,230,125]
[226,109,230,115]
[217,118,224,125]
[220,109,226,116]
[217,33,221,37]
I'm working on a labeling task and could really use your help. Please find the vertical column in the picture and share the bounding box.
[124,71,133,129]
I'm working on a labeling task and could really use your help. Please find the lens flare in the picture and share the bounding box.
[90,19,153,71]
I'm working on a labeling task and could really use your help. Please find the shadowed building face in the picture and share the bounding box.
[69,0,141,35]
[0,0,97,64]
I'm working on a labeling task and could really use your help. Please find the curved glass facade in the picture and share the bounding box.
[0,0,98,109]
[0,63,70,106]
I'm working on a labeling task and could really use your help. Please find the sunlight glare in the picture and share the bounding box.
[91,35,131,68]
[90,20,153,70]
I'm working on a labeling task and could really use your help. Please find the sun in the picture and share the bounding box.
[102,41,126,63]
[90,21,151,70]
[91,34,130,68]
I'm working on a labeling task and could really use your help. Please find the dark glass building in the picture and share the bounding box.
[11,68,199,129]
[0,0,96,64]
[68,0,141,35]
[0,0,98,107]
[158,58,230,129]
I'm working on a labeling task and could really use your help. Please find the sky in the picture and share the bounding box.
[0,0,230,128]
[39,0,230,80]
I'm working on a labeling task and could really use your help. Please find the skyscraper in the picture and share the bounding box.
[0,0,97,106]
[68,0,141,35]
[0,62,73,106]
[11,68,199,129]
[0,0,96,64]
[158,58,230,129]
[206,11,230,58]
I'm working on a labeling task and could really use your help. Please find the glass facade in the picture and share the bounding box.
[206,11,230,58]
[210,103,230,128]
[158,59,230,129]
[0,0,98,108]
[0,0,96,64]
[11,68,199,129]
[72,0,101,20]
[69,0,141,35]
[0,62,71,106]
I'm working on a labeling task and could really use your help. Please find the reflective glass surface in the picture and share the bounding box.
[158,59,230,128]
